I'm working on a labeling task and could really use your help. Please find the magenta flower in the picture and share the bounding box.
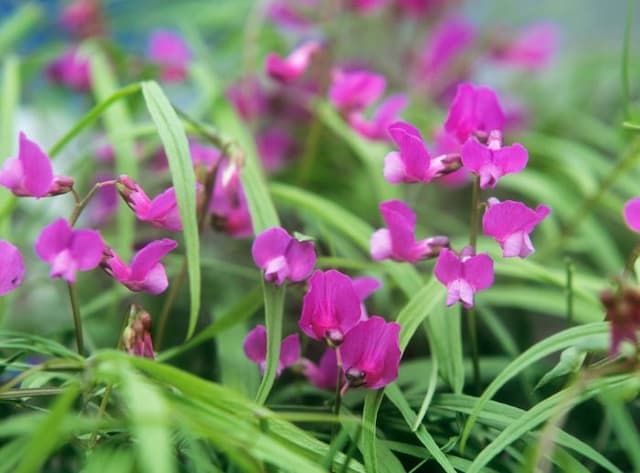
[265,41,321,83]
[302,348,339,390]
[148,30,191,82]
[461,131,528,189]
[434,247,494,308]
[329,69,386,114]
[490,24,557,71]
[433,129,469,186]
[352,276,382,319]
[383,121,460,184]
[395,0,447,16]
[0,132,73,198]
[46,48,92,92]
[371,200,449,263]
[0,240,24,296]
[34,218,104,284]
[189,141,221,169]
[601,289,640,357]
[299,270,362,345]
[209,159,253,238]
[117,175,181,232]
[59,0,104,39]
[340,316,401,389]
[482,198,550,258]
[226,77,269,123]
[345,0,386,13]
[267,0,315,30]
[623,198,640,232]
[243,325,301,375]
[252,227,316,285]
[348,94,408,141]
[444,83,505,142]
[256,128,296,172]
[102,239,177,294]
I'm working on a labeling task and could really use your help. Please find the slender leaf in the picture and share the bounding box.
[255,283,285,404]
[361,390,384,473]
[0,3,41,57]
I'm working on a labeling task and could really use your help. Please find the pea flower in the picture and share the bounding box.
[117,175,181,231]
[434,129,469,186]
[623,197,640,232]
[148,30,191,82]
[348,94,408,141]
[252,227,316,285]
[209,159,253,238]
[383,121,461,184]
[0,240,24,296]
[101,239,177,294]
[299,270,362,345]
[265,40,321,83]
[601,288,640,356]
[302,348,339,390]
[489,23,557,71]
[444,82,505,142]
[340,316,401,389]
[46,48,92,92]
[329,69,386,114]
[482,198,550,258]
[59,0,105,39]
[35,218,104,284]
[226,77,269,123]
[122,305,155,359]
[0,132,73,198]
[243,325,301,375]
[434,247,494,308]
[370,200,449,263]
[256,128,296,172]
[461,130,528,189]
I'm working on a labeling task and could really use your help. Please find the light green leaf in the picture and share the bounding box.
[0,4,41,58]
[255,283,285,404]
[361,390,384,473]
[425,301,464,394]
[535,347,586,390]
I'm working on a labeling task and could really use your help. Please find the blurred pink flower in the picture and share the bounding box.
[329,69,386,114]
[226,77,270,123]
[148,30,191,82]
[265,41,322,83]
[623,198,640,232]
[490,23,557,71]
[59,0,105,39]
[0,240,24,296]
[46,48,92,92]
[117,175,182,231]
[348,94,408,141]
[267,0,316,30]
[243,325,301,375]
[444,82,505,142]
[209,159,253,238]
[302,348,339,390]
[256,128,296,172]
[434,247,494,308]
[252,227,316,285]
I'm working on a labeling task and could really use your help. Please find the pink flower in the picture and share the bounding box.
[148,30,191,83]
[46,48,92,92]
[461,130,528,189]
[299,270,362,345]
[265,41,321,83]
[329,69,386,114]
[341,316,401,389]
[302,348,339,390]
[252,227,316,285]
[444,82,505,142]
[433,129,469,186]
[117,175,182,232]
[226,77,269,123]
[0,240,24,296]
[434,247,494,308]
[394,0,448,16]
[383,121,460,184]
[371,200,449,263]
[102,239,178,294]
[243,325,301,375]
[256,128,296,172]
[345,0,386,13]
[482,198,550,258]
[490,24,557,71]
[348,94,408,141]
[623,198,640,232]
[35,218,104,284]
[267,0,316,30]
[0,133,73,198]
[59,0,105,39]
[352,276,382,319]
[123,306,155,359]
[209,159,253,238]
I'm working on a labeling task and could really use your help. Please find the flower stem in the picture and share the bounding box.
[467,175,481,393]
[69,180,117,226]
[67,283,84,355]
[332,347,344,440]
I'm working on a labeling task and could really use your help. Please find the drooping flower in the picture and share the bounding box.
[489,23,557,71]
[101,239,177,294]
[243,325,301,375]
[434,247,494,308]
[252,227,316,285]
[371,200,449,263]
[256,127,296,172]
[302,348,339,390]
[601,288,640,357]
[461,130,528,189]
[482,198,550,258]
[59,0,105,39]
[340,316,401,389]
[209,159,253,238]
[0,240,24,296]
[122,305,155,359]
[444,82,505,142]
[148,30,191,82]
[117,175,182,232]
[623,197,640,232]
[348,94,408,141]
[383,121,461,184]
[0,132,73,198]
[329,69,386,114]
[265,41,321,83]
[35,218,104,284]
[299,270,362,345]
[46,47,92,92]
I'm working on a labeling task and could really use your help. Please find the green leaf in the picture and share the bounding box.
[535,347,586,390]
[142,81,201,340]
[425,301,464,394]
[395,278,444,352]
[361,390,384,473]
[0,3,41,58]
[604,399,640,471]
[255,283,286,404]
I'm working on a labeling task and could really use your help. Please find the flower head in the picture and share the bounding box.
[348,94,408,141]
[329,69,386,114]
[352,276,382,319]
[148,30,191,82]
[623,197,640,232]
[46,48,92,92]
[226,77,269,123]
[444,82,505,142]
[302,348,339,390]
[371,199,449,263]
[0,132,73,198]
[35,218,104,283]
[59,0,105,39]
[482,198,550,258]
[256,128,296,172]
[209,159,253,238]
[122,305,155,359]
[341,316,401,389]
[434,247,494,308]
[102,239,177,294]
[490,23,557,71]
[117,175,182,231]
[252,227,316,285]
[265,41,321,83]
[0,240,24,296]
[243,325,301,375]
[299,270,362,345]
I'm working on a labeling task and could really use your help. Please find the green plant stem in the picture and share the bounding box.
[69,180,117,226]
[565,258,574,324]
[0,387,63,400]
[332,347,344,441]
[467,176,481,393]
[0,359,84,394]
[67,283,84,355]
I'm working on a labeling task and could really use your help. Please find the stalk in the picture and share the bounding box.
[467,175,481,393]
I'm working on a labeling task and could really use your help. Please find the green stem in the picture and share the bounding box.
[565,258,574,324]
[332,347,344,441]
[67,283,84,355]
[0,387,63,399]
[155,260,187,349]
[467,175,481,393]
[69,180,117,226]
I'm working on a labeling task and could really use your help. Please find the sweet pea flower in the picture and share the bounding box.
[353,276,382,319]
[623,198,640,232]
[101,239,177,294]
[434,129,469,186]
[461,130,528,189]
[117,175,181,231]
[256,128,296,172]
[226,77,269,123]
[189,141,221,169]
[299,270,362,345]
[0,240,24,296]
[302,348,339,390]
[340,316,401,389]
[371,200,449,263]
[35,218,104,284]
[59,0,105,39]
[46,48,92,92]
[444,83,505,142]
[329,69,386,114]
[0,133,73,198]
[148,30,191,82]
[482,198,550,258]
[243,325,301,375]
[252,227,316,285]
[490,24,557,71]
[384,121,461,184]
[209,159,253,238]
[265,41,321,83]
[348,94,408,141]
[434,247,494,308]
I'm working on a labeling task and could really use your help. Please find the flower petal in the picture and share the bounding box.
[34,218,73,263]
[462,253,494,291]
[19,132,54,197]
[434,248,462,285]
[0,240,24,296]
[243,325,267,364]
[129,239,178,281]
[69,229,104,270]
